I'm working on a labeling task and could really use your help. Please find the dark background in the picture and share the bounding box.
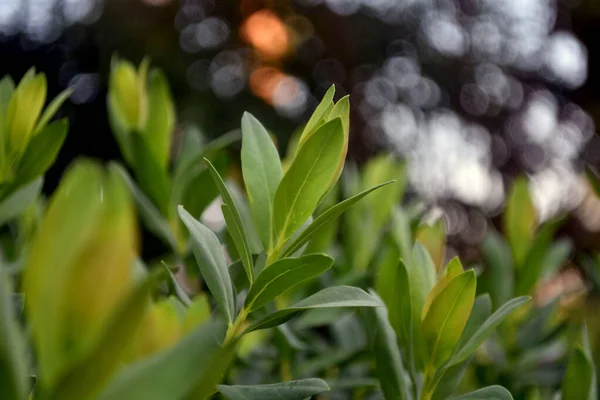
[2,0,600,257]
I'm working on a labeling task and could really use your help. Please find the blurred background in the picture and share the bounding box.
[2,0,600,260]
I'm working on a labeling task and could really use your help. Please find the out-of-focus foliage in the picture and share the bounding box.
[0,62,598,400]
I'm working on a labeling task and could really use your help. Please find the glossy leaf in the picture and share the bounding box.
[0,272,29,400]
[422,270,476,368]
[422,257,463,319]
[273,118,345,247]
[245,286,380,333]
[241,112,283,250]
[504,177,536,268]
[281,181,394,257]
[0,177,42,226]
[99,319,234,400]
[245,254,333,311]
[451,386,514,400]
[217,378,329,400]
[446,296,530,368]
[178,205,235,325]
[206,158,254,283]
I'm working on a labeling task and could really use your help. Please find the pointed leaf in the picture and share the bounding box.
[446,296,530,368]
[281,181,394,257]
[34,88,72,134]
[479,231,514,310]
[422,270,477,368]
[273,118,345,246]
[297,85,335,149]
[241,112,283,250]
[422,257,463,319]
[245,254,333,311]
[245,286,380,333]
[206,158,254,283]
[217,378,329,400]
[178,205,235,325]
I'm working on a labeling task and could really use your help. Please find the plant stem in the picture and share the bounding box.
[224,308,248,345]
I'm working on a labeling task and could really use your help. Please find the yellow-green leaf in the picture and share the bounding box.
[422,270,476,369]
[504,177,536,268]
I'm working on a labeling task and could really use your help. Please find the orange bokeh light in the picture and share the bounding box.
[241,10,289,61]
[249,67,286,104]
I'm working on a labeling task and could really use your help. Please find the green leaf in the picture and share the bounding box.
[363,155,407,232]
[479,231,514,310]
[241,112,283,250]
[112,163,178,251]
[451,386,514,400]
[422,270,477,369]
[206,158,254,283]
[445,296,530,368]
[391,207,413,264]
[6,73,47,154]
[98,319,234,400]
[562,349,595,400]
[422,257,464,319]
[0,272,29,400]
[132,133,171,214]
[178,205,235,325]
[366,291,410,400]
[454,295,492,352]
[48,270,164,400]
[245,254,333,312]
[281,181,394,257]
[408,243,437,364]
[217,378,330,400]
[13,119,68,185]
[416,218,446,271]
[297,85,335,149]
[0,177,42,225]
[504,177,536,268]
[245,286,380,333]
[34,88,72,134]
[562,325,597,400]
[375,246,411,347]
[273,118,345,247]
[516,223,558,295]
[143,69,174,171]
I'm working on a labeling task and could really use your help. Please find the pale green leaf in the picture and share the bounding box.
[206,158,254,283]
[143,69,175,171]
[217,378,330,400]
[34,88,72,134]
[0,177,42,226]
[451,386,514,400]
[241,112,283,250]
[178,205,235,325]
